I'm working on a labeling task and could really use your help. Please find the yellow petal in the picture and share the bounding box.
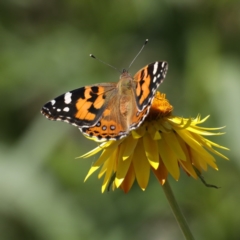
[204,146,229,160]
[132,124,146,139]
[192,126,225,131]
[195,148,218,170]
[151,158,168,185]
[120,163,135,193]
[187,126,225,136]
[143,133,159,169]
[190,148,208,171]
[162,131,186,161]
[133,139,150,190]
[115,155,133,187]
[98,147,118,179]
[84,165,100,182]
[203,138,229,150]
[121,135,138,160]
[175,135,198,178]
[101,153,116,193]
[84,147,115,181]
[148,123,161,140]
[98,160,108,178]
[158,137,180,180]
[192,133,229,160]
[78,145,103,158]
[101,140,122,149]
[168,117,192,129]
[179,159,198,179]
[176,129,217,163]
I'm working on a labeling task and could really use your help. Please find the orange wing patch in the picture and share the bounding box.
[139,74,150,106]
[134,67,151,107]
[75,86,107,122]
[135,67,147,97]
[130,105,150,130]
[75,100,93,119]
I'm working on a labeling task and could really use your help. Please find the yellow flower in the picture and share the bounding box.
[80,92,229,193]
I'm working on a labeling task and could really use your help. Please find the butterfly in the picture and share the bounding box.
[41,61,168,141]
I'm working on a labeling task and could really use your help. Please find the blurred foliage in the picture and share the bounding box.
[0,0,240,239]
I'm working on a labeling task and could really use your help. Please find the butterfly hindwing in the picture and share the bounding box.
[81,97,130,141]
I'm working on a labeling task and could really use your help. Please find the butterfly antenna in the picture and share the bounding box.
[127,39,148,70]
[89,54,122,73]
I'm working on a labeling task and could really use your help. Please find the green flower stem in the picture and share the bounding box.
[162,180,195,240]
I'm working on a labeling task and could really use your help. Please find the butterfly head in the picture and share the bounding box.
[120,69,131,80]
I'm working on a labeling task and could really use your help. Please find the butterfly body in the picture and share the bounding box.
[41,61,168,141]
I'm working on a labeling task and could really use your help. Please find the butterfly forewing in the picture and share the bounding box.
[41,83,116,127]
[133,61,168,111]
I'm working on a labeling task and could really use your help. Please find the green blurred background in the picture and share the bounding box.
[0,1,239,239]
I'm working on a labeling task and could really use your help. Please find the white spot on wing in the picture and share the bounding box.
[51,100,56,105]
[153,62,158,75]
[63,107,70,112]
[110,125,116,130]
[57,108,61,112]
[64,92,72,104]
[153,76,157,83]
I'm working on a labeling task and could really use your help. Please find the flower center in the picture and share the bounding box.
[146,92,173,120]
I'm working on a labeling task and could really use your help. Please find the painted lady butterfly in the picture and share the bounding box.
[41,48,168,141]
